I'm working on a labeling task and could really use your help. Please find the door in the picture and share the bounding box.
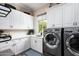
[63,4,75,27]
[22,37,30,51]
[27,15,33,29]
[31,37,36,50]
[11,39,24,55]
[0,42,9,51]
[0,13,12,29]
[44,33,59,49]
[66,33,79,56]
[47,7,55,28]
[54,5,63,28]
[11,9,26,29]
[35,38,43,53]
[31,37,43,53]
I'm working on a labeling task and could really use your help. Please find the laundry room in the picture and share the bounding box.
[0,3,79,56]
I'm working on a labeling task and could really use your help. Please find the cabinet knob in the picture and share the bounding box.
[35,40,37,43]
[52,24,55,27]
[10,25,13,28]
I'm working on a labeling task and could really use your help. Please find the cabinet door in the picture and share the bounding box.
[10,40,18,54]
[31,37,36,50]
[22,37,30,51]
[23,14,33,29]
[0,12,13,29]
[47,5,63,28]
[74,3,79,27]
[0,42,10,51]
[10,39,22,54]
[47,7,55,28]
[11,9,26,29]
[31,37,43,53]
[14,40,25,54]
[54,5,63,28]
[12,40,23,54]
[35,38,42,53]
[28,15,33,29]
[63,4,75,27]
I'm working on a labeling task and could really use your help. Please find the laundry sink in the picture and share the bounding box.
[36,35,42,37]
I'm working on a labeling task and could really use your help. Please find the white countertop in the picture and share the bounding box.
[11,35,43,40]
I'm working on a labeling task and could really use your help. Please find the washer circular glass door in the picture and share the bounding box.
[66,33,79,55]
[44,33,59,49]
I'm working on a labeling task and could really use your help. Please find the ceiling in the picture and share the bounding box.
[23,3,48,11]
[9,3,49,15]
[9,3,59,15]
[10,3,49,11]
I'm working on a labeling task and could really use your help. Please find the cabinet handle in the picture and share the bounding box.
[35,40,37,43]
[76,22,77,25]
[52,24,55,27]
[13,43,16,46]
[73,22,77,25]
[5,41,8,44]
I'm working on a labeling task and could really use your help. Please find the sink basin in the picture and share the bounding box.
[36,35,42,37]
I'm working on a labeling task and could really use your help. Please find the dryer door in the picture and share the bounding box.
[44,33,60,49]
[66,33,79,55]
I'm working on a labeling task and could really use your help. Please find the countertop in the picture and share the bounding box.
[11,35,43,41]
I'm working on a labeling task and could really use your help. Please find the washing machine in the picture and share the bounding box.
[43,28,63,56]
[64,27,79,56]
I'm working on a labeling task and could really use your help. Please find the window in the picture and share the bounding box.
[37,14,47,34]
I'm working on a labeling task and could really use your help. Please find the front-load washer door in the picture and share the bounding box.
[66,33,79,56]
[44,33,60,49]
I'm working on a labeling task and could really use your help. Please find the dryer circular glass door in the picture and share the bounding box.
[66,33,79,55]
[44,33,59,49]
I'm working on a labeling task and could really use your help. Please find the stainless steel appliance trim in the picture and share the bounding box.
[44,33,59,49]
[66,33,79,56]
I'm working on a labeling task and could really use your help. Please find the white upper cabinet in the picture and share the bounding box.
[62,4,75,27]
[23,14,33,29]
[0,9,33,29]
[10,9,25,29]
[62,3,79,27]
[54,5,63,27]
[74,4,79,27]
[47,7,55,28]
[0,17,10,29]
[47,5,63,28]
[0,10,13,29]
[10,9,33,29]
[47,3,79,28]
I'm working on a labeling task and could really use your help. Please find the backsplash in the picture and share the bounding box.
[3,30,28,39]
